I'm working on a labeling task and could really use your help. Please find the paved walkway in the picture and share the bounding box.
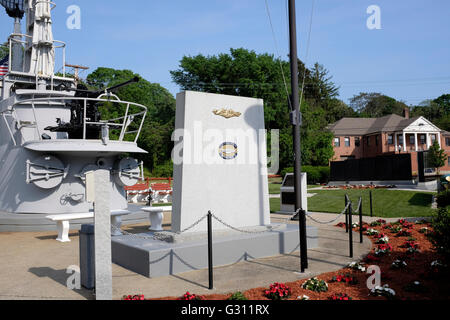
[0,212,383,300]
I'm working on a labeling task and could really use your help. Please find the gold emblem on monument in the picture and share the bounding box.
[212,108,241,119]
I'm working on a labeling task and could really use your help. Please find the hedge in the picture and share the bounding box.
[280,166,330,184]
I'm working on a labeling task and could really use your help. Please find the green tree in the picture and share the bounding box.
[428,140,447,175]
[350,92,408,117]
[0,43,8,58]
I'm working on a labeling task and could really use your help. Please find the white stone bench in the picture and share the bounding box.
[46,209,131,242]
[141,206,172,231]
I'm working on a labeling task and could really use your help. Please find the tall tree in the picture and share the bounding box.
[0,43,8,59]
[350,92,408,117]
[428,140,447,175]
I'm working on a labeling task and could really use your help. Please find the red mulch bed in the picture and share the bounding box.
[142,220,449,301]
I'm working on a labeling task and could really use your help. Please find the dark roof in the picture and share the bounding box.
[328,114,422,136]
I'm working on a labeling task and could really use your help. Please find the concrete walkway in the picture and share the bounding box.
[0,212,379,300]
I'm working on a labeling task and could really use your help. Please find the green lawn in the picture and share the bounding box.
[270,189,435,218]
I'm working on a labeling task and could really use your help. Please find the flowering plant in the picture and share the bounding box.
[329,293,352,300]
[370,284,396,299]
[402,240,419,249]
[374,233,389,244]
[301,277,328,292]
[396,229,412,237]
[297,295,310,300]
[419,227,430,234]
[374,243,392,256]
[122,294,145,300]
[430,260,447,274]
[352,222,359,228]
[178,292,203,300]
[370,219,386,227]
[347,261,366,272]
[391,259,407,270]
[336,222,346,228]
[264,282,291,300]
[387,225,402,234]
[330,274,358,285]
[366,228,379,236]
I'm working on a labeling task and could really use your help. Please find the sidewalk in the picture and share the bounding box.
[0,212,377,300]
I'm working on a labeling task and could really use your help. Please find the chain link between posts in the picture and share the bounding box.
[305,201,351,225]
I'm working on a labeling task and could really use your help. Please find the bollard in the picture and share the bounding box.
[79,224,95,290]
[299,209,308,272]
[348,203,353,258]
[359,197,363,244]
[207,211,213,290]
[345,195,349,233]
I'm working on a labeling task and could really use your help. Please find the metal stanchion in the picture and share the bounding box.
[359,197,363,244]
[348,203,353,258]
[207,211,213,290]
[299,209,308,272]
[370,190,373,217]
[345,195,349,233]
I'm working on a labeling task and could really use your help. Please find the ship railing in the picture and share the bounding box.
[7,33,67,78]
[7,96,147,145]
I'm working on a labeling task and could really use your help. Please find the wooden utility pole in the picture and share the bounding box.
[288,0,308,272]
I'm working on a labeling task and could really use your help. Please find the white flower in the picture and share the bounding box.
[297,295,310,300]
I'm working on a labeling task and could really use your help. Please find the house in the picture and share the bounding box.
[328,108,450,175]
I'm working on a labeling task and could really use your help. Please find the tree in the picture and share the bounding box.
[350,92,408,117]
[428,140,447,175]
[0,43,8,58]
[170,48,336,170]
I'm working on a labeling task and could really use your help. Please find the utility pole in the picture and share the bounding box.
[288,0,308,272]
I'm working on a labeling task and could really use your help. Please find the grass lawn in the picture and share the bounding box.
[270,189,435,218]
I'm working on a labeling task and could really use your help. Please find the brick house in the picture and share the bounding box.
[328,109,450,175]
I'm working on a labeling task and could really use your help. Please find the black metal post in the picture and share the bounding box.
[370,190,373,217]
[207,211,213,290]
[348,203,353,258]
[345,195,349,233]
[288,0,307,273]
[359,197,363,244]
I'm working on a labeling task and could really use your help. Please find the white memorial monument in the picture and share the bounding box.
[172,91,270,233]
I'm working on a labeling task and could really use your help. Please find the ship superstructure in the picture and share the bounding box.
[0,0,148,217]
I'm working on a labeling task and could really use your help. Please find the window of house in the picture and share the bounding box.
[345,137,350,147]
[334,137,340,147]
[366,136,370,146]
[355,137,361,147]
[409,135,415,145]
[431,134,437,143]
[399,135,403,145]
[446,137,450,147]
[375,135,379,146]
[420,135,426,145]
[388,135,393,145]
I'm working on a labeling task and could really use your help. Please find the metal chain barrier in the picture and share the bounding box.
[210,212,289,234]
[305,201,350,225]
[111,213,209,241]
[352,197,362,214]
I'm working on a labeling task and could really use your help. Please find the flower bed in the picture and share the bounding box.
[139,218,449,301]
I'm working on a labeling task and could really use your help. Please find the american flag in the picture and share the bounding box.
[0,56,9,78]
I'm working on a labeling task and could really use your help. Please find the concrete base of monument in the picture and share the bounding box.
[111,224,318,278]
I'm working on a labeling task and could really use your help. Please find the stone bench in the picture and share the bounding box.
[141,206,172,231]
[46,209,131,242]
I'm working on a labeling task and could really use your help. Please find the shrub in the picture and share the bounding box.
[151,161,173,178]
[280,166,330,184]
[436,189,450,208]
[430,207,450,263]
[228,292,248,300]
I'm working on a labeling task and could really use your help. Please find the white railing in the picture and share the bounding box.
[8,95,147,145]
[8,33,67,77]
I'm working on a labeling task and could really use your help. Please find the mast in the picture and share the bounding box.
[288,0,308,272]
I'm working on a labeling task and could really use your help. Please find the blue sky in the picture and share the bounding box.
[1,0,449,106]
